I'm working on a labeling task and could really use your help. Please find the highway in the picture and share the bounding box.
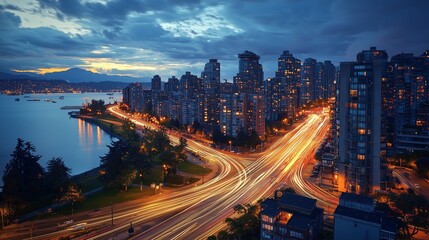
[1,107,330,240]
[107,106,331,239]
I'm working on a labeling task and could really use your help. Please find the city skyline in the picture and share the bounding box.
[1,0,429,81]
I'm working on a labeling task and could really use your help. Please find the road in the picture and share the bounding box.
[1,107,330,240]
[393,168,429,201]
[109,106,331,239]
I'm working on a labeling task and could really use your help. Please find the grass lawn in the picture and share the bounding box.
[36,186,154,220]
[179,160,212,176]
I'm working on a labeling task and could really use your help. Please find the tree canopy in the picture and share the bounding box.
[2,139,45,208]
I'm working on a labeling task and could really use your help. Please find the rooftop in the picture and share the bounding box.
[334,206,397,232]
[340,192,374,206]
[278,192,317,211]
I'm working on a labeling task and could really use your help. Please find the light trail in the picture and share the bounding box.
[22,106,331,240]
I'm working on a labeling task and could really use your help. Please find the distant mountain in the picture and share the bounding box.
[43,68,150,83]
[0,68,151,83]
[0,71,39,80]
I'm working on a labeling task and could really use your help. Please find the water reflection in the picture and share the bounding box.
[97,126,102,145]
[77,118,104,147]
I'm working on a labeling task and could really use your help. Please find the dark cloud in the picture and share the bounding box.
[1,0,429,80]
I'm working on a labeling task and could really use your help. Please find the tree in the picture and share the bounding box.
[247,130,261,148]
[191,120,201,134]
[415,157,429,180]
[223,203,261,240]
[45,157,71,194]
[211,126,227,144]
[392,191,429,237]
[2,139,45,210]
[121,118,140,144]
[56,185,82,203]
[99,139,136,190]
[89,99,106,113]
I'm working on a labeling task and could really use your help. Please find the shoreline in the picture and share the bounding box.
[73,114,122,140]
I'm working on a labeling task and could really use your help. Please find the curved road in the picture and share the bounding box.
[1,107,331,240]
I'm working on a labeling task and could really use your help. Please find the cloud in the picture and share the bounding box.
[0,0,428,80]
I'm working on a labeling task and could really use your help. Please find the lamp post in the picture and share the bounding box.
[229,140,232,152]
[139,173,143,191]
[163,164,167,183]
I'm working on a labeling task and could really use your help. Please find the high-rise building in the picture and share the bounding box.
[122,82,144,112]
[164,76,180,92]
[337,47,387,194]
[323,60,336,99]
[389,52,429,153]
[151,75,162,91]
[246,94,265,138]
[274,51,301,120]
[201,59,221,126]
[219,93,265,138]
[315,61,324,101]
[264,77,279,121]
[302,58,317,105]
[219,93,245,137]
[180,71,201,100]
[234,50,264,94]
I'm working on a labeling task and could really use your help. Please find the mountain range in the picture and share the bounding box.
[0,68,150,83]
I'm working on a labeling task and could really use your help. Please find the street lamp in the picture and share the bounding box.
[139,172,143,191]
[229,140,232,152]
[163,164,167,183]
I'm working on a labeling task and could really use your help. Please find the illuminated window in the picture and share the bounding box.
[358,129,366,135]
[350,90,357,97]
[262,224,273,231]
[357,155,365,160]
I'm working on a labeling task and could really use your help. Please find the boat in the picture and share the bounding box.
[15,98,20,101]
[52,100,57,103]
[107,93,114,95]
[59,96,64,100]
[27,98,41,101]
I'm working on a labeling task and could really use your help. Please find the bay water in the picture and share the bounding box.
[0,93,120,186]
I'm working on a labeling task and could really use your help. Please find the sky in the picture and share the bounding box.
[1,0,429,81]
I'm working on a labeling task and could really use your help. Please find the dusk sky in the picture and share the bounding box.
[1,0,429,81]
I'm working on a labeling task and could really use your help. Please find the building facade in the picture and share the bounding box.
[260,191,323,240]
[337,47,387,194]
[334,192,397,240]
